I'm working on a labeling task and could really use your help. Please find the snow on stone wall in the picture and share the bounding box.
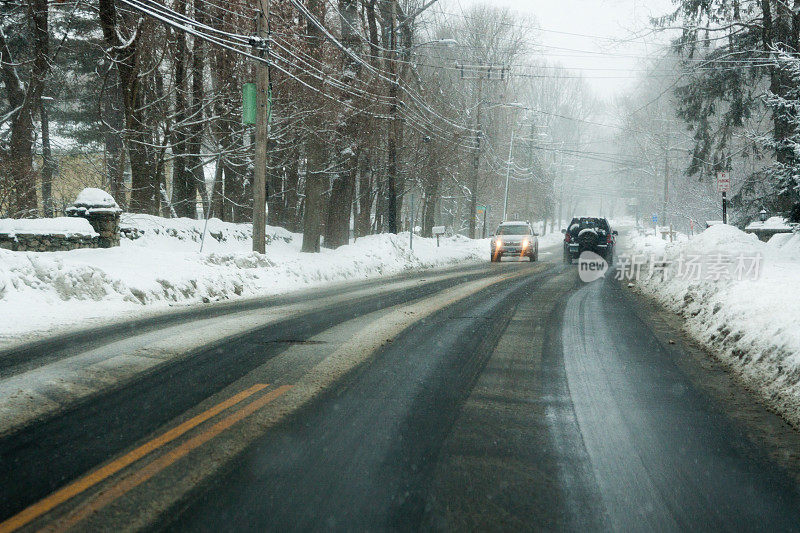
[0,217,98,237]
[0,218,101,252]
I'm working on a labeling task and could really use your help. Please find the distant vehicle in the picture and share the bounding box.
[562,217,617,264]
[490,221,539,262]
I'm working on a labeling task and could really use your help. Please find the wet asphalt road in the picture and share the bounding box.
[167,260,800,531]
[2,253,800,531]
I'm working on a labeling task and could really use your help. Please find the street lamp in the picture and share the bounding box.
[482,101,526,111]
[759,208,768,222]
[409,38,458,51]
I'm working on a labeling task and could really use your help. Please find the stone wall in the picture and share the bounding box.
[744,227,794,242]
[0,232,100,252]
[83,212,121,248]
[0,189,122,253]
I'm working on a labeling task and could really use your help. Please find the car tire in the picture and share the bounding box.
[563,248,571,264]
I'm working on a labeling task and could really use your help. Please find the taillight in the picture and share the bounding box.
[565,233,571,243]
[606,233,613,244]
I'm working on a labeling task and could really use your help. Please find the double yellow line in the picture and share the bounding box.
[0,383,292,532]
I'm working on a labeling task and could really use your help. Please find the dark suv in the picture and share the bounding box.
[562,217,617,263]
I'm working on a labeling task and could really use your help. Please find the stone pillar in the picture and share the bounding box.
[65,188,123,248]
[84,211,121,248]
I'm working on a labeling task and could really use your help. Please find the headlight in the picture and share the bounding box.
[496,239,503,248]
[521,239,529,248]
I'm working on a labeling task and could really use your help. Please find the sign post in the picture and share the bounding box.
[717,172,730,224]
[477,205,487,238]
[432,225,446,247]
[409,193,414,250]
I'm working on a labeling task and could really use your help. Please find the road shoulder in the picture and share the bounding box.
[619,278,800,485]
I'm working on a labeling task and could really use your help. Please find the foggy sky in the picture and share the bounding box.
[447,0,676,100]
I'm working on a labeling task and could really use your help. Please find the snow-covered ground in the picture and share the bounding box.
[0,214,491,344]
[623,224,800,426]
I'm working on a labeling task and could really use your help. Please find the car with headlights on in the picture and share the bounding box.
[490,221,539,262]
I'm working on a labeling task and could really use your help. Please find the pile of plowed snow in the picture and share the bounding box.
[625,224,800,426]
[0,215,488,342]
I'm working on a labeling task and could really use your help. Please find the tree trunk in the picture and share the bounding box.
[40,99,54,217]
[380,0,399,233]
[171,0,191,217]
[210,156,224,219]
[302,139,326,252]
[8,113,38,217]
[421,185,439,237]
[268,146,301,230]
[301,0,328,251]
[0,0,49,217]
[103,62,127,210]
[99,0,159,214]
[285,149,301,231]
[184,0,206,219]
[356,153,372,236]
[267,147,287,227]
[323,0,361,248]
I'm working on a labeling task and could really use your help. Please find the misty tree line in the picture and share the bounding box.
[0,0,595,249]
[615,0,800,227]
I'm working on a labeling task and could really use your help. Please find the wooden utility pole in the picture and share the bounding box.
[502,128,515,222]
[661,147,669,228]
[469,76,483,239]
[459,64,504,238]
[252,0,270,253]
[386,1,399,234]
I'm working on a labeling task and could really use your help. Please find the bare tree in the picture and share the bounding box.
[0,0,49,217]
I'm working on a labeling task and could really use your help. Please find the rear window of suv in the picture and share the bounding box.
[497,225,531,235]
[568,218,609,234]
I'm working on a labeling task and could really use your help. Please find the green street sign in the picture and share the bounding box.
[242,83,273,126]
[242,83,257,125]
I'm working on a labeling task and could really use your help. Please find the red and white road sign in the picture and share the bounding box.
[716,172,731,193]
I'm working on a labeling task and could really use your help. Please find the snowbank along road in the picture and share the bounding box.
[1,240,800,532]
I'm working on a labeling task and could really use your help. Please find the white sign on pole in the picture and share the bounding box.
[716,172,731,193]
